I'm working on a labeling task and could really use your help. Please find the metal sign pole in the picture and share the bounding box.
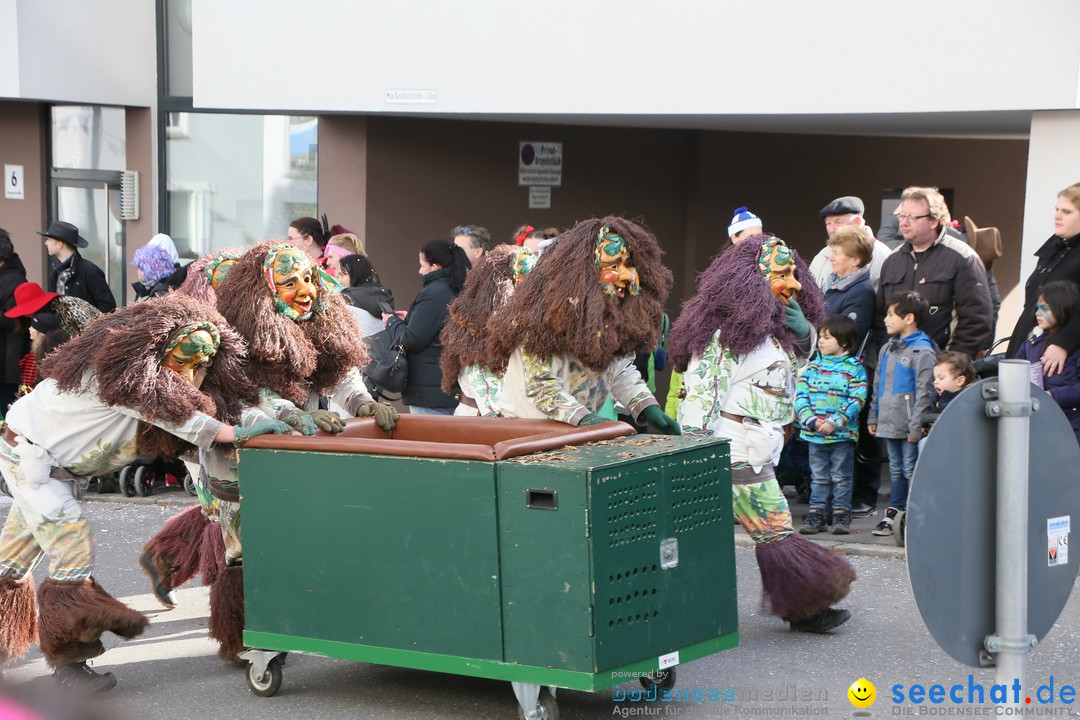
[992,360,1033,692]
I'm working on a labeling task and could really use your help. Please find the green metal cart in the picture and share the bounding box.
[237,415,737,719]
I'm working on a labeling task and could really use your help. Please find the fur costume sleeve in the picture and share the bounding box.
[110,403,224,451]
[606,355,659,423]
[677,334,737,435]
[326,366,374,416]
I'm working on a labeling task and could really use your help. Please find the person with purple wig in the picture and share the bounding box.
[669,234,856,634]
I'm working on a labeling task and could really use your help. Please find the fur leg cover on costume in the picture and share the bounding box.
[142,504,210,590]
[37,577,149,667]
[0,576,38,666]
[755,533,856,622]
[208,565,244,662]
[198,523,226,587]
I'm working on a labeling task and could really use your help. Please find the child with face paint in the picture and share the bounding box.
[488,217,680,434]
[1014,279,1080,445]
[0,295,290,693]
[440,245,537,416]
[670,234,857,635]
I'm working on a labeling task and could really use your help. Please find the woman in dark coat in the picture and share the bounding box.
[382,239,469,413]
[821,225,876,348]
[1007,181,1080,371]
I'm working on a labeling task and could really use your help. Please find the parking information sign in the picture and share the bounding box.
[519,142,562,187]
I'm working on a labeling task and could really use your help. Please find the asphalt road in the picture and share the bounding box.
[2,492,1079,720]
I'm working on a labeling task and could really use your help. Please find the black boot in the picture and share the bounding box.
[789,607,851,633]
[53,661,117,694]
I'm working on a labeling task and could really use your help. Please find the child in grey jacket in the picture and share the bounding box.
[868,291,937,536]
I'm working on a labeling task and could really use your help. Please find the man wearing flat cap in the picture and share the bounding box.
[808,196,893,292]
[40,221,116,313]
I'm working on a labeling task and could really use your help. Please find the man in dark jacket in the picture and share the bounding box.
[41,220,116,313]
[874,187,993,358]
[0,228,29,411]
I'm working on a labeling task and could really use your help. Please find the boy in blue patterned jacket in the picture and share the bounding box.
[795,314,868,535]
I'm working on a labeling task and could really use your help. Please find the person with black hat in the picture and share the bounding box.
[40,221,116,313]
[0,228,30,413]
[808,196,894,292]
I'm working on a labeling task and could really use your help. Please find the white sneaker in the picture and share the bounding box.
[872,518,893,536]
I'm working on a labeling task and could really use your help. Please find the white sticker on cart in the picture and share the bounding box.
[659,651,680,669]
[1048,516,1070,567]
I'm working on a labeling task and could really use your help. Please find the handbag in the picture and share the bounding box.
[364,330,408,394]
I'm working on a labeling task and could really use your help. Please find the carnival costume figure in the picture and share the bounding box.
[669,235,856,633]
[489,216,680,434]
[0,295,289,692]
[441,245,536,416]
[142,241,398,661]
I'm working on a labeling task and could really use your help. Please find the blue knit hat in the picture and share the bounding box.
[728,206,762,237]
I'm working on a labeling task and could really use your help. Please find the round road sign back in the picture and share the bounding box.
[907,378,1080,667]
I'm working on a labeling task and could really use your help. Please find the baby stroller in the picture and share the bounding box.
[117,455,196,498]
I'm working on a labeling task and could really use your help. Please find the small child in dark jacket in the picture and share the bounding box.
[919,350,976,443]
[869,291,937,537]
[1014,279,1080,446]
[795,315,868,535]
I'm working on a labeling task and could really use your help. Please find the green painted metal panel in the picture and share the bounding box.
[498,435,736,673]
[239,450,503,660]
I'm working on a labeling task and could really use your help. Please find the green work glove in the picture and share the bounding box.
[640,405,682,436]
[233,418,292,448]
[355,401,399,431]
[308,409,345,434]
[783,298,811,340]
[578,413,605,426]
[283,412,318,436]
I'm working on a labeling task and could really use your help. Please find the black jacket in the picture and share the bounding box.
[342,281,394,320]
[0,254,29,385]
[48,252,116,312]
[1006,234,1080,358]
[874,228,993,358]
[384,267,458,409]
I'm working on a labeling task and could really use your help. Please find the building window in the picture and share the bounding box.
[165,113,318,258]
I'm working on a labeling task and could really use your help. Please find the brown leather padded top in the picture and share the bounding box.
[241,415,636,461]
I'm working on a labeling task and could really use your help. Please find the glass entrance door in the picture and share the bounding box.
[51,173,125,308]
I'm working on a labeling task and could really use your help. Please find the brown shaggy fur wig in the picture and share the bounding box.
[41,294,256,460]
[440,244,520,392]
[669,234,825,371]
[0,576,37,666]
[215,241,367,406]
[177,248,242,305]
[37,577,148,667]
[487,216,673,373]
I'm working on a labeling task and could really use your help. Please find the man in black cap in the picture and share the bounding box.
[40,221,116,313]
[808,196,893,291]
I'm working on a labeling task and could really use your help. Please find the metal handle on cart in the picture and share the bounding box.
[526,488,558,510]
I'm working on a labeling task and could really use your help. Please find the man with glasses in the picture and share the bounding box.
[452,225,491,269]
[873,186,993,358]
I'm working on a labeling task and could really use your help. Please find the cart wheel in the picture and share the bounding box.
[517,688,558,720]
[894,510,906,548]
[246,655,284,697]
[135,466,155,497]
[640,667,676,691]
[119,466,137,497]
